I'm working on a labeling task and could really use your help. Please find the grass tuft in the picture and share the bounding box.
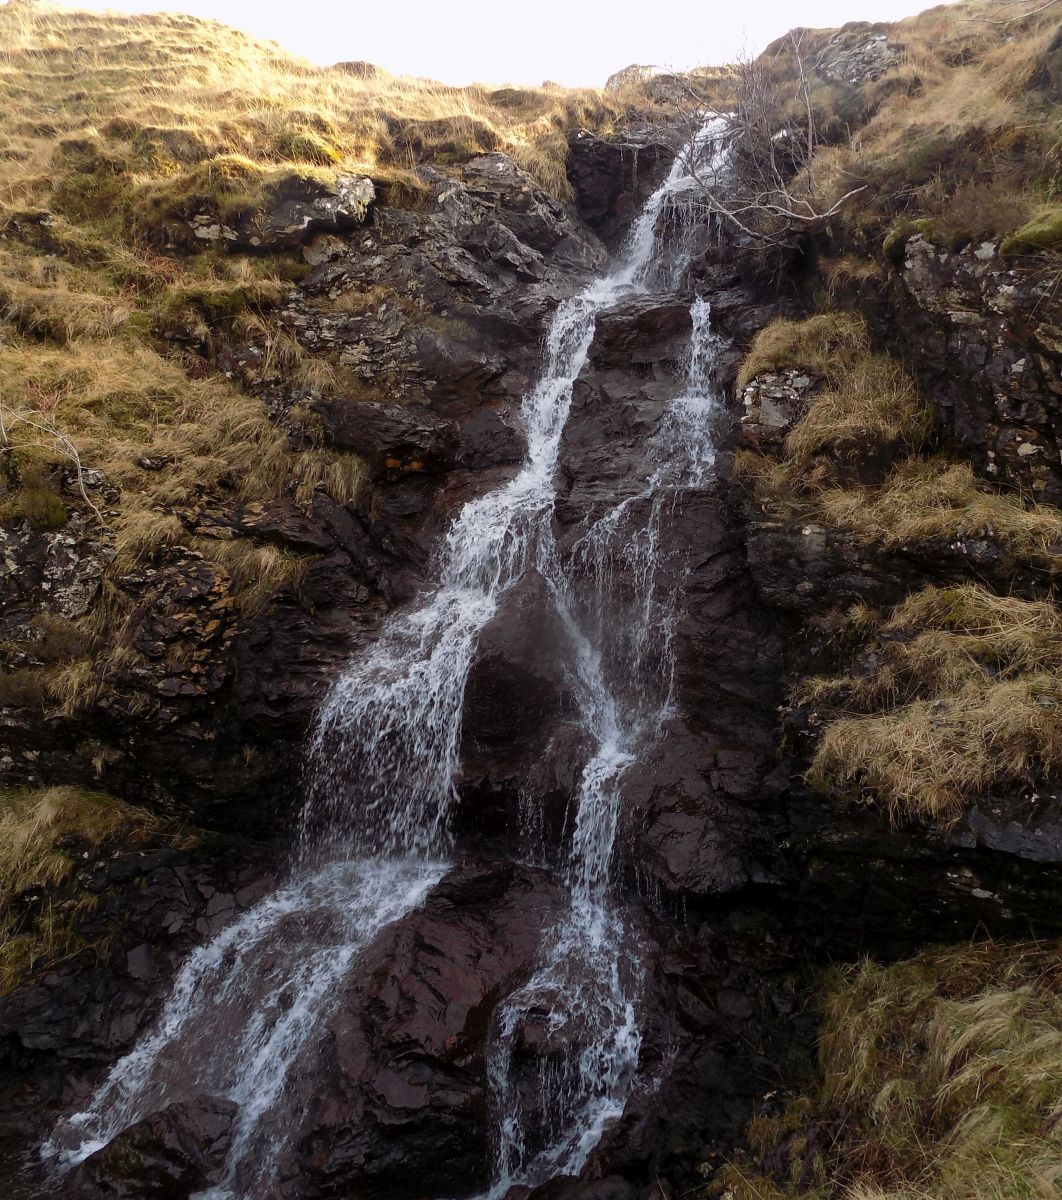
[739,314,931,471]
[801,584,1062,823]
[0,785,198,993]
[784,353,931,467]
[718,939,1062,1200]
[737,313,869,390]
[815,459,1062,568]
[0,785,178,898]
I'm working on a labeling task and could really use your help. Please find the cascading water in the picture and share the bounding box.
[44,115,731,1200]
[481,293,726,1196]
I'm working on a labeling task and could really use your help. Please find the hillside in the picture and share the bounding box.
[0,3,1060,1200]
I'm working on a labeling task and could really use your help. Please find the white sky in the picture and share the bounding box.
[62,0,950,85]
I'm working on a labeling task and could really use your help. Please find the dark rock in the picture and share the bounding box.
[589,298,692,369]
[566,130,672,244]
[314,396,460,478]
[70,1095,236,1198]
[299,861,567,1199]
[897,235,1062,504]
[459,154,606,273]
[621,727,756,897]
[0,513,115,641]
[187,174,374,252]
[965,791,1062,864]
[813,27,899,85]
[738,369,818,454]
[746,519,903,613]
[463,570,577,748]
[786,786,1062,958]
[522,1177,637,1200]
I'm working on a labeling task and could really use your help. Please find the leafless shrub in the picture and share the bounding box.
[653,33,866,245]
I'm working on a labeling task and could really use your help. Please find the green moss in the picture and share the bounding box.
[882,217,939,261]
[1000,205,1062,254]
[132,153,267,228]
[49,144,134,227]
[273,128,342,166]
[127,124,214,168]
[17,485,68,531]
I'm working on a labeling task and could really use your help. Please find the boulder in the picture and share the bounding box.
[189,173,374,252]
[462,569,577,750]
[70,1095,236,1198]
[814,27,899,86]
[313,397,460,478]
[566,130,672,244]
[298,860,567,1198]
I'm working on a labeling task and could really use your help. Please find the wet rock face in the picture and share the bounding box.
[4,127,1062,1200]
[897,234,1062,504]
[463,569,578,750]
[299,860,568,1199]
[0,151,605,833]
[0,844,274,1181]
[70,1095,237,1199]
[566,131,673,245]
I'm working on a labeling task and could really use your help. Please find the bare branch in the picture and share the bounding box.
[0,338,104,525]
[642,46,863,246]
[975,0,1060,23]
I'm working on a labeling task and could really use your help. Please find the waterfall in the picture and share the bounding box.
[481,294,725,1197]
[44,116,731,1200]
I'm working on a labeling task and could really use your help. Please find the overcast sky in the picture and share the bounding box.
[61,0,950,85]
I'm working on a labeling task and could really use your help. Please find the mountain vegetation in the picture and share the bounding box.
[0,1,1059,1197]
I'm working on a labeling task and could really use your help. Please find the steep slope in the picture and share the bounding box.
[0,3,620,839]
[0,3,1060,1200]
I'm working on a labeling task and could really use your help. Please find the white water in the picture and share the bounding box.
[45,116,730,1199]
[482,293,725,1197]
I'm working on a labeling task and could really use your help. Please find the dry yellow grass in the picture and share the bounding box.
[808,676,1062,823]
[816,459,1062,567]
[801,584,1062,823]
[784,354,930,465]
[0,2,617,209]
[822,256,887,297]
[0,1,620,675]
[738,314,931,468]
[0,785,190,898]
[0,784,198,993]
[738,313,869,390]
[807,0,1062,244]
[716,939,1062,1200]
[0,334,366,559]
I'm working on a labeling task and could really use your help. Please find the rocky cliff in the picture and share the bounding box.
[1,4,1060,1200]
